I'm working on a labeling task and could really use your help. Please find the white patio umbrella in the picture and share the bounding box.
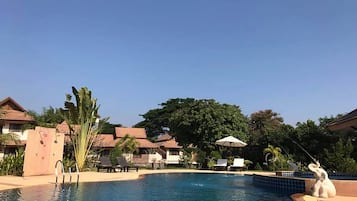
[215,136,247,148]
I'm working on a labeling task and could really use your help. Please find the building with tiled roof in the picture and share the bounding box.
[155,133,183,165]
[58,124,162,166]
[115,127,158,149]
[0,97,35,158]
[328,108,357,132]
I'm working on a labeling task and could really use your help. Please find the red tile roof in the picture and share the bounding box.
[0,97,26,112]
[1,110,34,121]
[0,97,34,122]
[93,134,118,147]
[56,121,80,133]
[56,125,158,149]
[136,138,158,148]
[115,127,147,139]
[155,133,182,149]
[92,133,158,148]
[156,139,182,149]
[156,133,173,142]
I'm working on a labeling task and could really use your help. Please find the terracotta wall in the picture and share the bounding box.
[23,127,64,176]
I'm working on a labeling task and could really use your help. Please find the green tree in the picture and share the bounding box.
[61,86,105,170]
[263,144,288,170]
[101,122,122,134]
[118,134,139,154]
[27,107,64,128]
[109,134,139,165]
[135,98,195,138]
[249,109,284,145]
[323,138,357,173]
[263,144,283,162]
[169,99,248,155]
[292,120,338,164]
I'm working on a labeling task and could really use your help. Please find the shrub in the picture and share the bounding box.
[109,143,122,165]
[323,138,357,173]
[254,162,262,170]
[0,148,24,176]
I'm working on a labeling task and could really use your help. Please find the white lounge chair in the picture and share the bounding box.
[230,158,245,171]
[214,159,227,170]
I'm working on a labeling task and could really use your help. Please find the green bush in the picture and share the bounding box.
[210,150,222,160]
[109,143,122,165]
[207,158,216,170]
[0,148,24,176]
[254,162,262,170]
[323,139,357,174]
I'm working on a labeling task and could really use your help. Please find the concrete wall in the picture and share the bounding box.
[305,178,357,197]
[23,127,64,176]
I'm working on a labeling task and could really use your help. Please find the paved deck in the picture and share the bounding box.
[0,169,356,201]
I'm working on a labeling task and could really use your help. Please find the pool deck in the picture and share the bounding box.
[0,169,356,201]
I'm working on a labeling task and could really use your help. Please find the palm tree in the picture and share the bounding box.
[109,134,139,165]
[263,144,288,170]
[118,134,139,154]
[263,144,282,162]
[61,86,105,170]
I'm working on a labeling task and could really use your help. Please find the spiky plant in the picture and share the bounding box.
[61,86,105,170]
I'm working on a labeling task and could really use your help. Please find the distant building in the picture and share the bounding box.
[57,123,162,167]
[155,133,183,165]
[328,108,357,132]
[0,97,34,157]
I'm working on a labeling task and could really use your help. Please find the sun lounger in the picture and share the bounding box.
[214,159,227,171]
[229,158,245,171]
[96,156,115,172]
[116,157,139,172]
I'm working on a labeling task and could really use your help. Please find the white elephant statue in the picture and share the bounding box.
[308,161,336,198]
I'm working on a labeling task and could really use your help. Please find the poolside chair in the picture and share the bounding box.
[213,159,228,171]
[116,157,139,172]
[96,156,115,172]
[229,158,245,171]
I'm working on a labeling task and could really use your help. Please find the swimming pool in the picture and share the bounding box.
[0,173,292,201]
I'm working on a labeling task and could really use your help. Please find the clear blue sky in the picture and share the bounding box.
[1,1,356,127]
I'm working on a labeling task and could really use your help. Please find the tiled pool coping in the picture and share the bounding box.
[253,173,357,198]
[253,174,305,195]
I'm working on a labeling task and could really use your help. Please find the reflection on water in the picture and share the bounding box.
[0,173,292,201]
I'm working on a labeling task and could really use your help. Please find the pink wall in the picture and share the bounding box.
[23,127,64,176]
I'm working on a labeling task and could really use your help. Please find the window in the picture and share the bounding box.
[169,150,179,155]
[9,124,22,132]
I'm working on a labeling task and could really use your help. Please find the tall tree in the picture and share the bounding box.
[61,86,105,170]
[249,109,284,145]
[101,122,122,134]
[169,99,249,154]
[134,98,195,138]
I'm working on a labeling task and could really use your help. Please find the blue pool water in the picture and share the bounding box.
[0,173,292,201]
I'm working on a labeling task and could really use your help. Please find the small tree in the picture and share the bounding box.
[109,134,139,165]
[263,144,289,171]
[61,86,105,171]
[118,134,139,154]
